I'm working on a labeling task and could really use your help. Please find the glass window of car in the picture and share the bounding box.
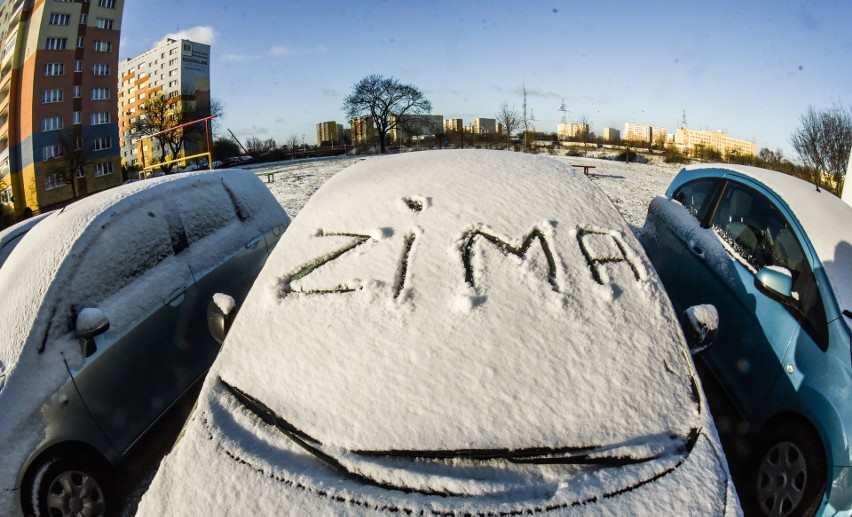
[672,178,720,221]
[711,182,828,346]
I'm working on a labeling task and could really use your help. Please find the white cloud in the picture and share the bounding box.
[158,26,216,46]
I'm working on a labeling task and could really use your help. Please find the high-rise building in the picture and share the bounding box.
[350,116,375,145]
[0,0,124,217]
[471,118,496,134]
[557,123,590,140]
[390,114,443,143]
[316,121,342,145]
[117,38,210,170]
[603,128,621,142]
[444,118,463,132]
[624,122,667,144]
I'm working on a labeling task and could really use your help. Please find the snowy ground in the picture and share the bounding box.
[119,152,683,514]
[248,153,680,231]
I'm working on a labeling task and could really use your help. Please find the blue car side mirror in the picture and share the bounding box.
[754,267,793,302]
[76,308,110,357]
[207,293,236,346]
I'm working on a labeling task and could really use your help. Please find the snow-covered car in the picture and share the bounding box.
[0,169,289,516]
[639,164,852,516]
[0,212,52,269]
[138,150,740,515]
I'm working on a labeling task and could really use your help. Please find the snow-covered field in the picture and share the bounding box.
[248,153,680,231]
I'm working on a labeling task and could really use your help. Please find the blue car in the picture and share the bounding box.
[640,163,852,516]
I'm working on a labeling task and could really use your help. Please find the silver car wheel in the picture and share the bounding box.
[756,440,807,516]
[45,469,106,517]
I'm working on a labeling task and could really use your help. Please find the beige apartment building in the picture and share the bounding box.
[624,122,668,144]
[444,118,462,132]
[117,37,211,169]
[316,121,341,145]
[675,127,756,157]
[1,0,124,217]
[557,123,590,140]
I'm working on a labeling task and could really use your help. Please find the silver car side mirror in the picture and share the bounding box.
[681,304,719,354]
[207,293,236,346]
[76,308,110,358]
[754,267,793,302]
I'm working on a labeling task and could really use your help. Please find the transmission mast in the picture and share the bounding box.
[679,110,688,129]
[559,98,567,124]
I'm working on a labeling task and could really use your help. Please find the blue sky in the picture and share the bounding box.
[120,0,852,156]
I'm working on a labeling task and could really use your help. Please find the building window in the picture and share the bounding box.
[91,87,109,100]
[73,111,81,125]
[76,35,84,48]
[42,144,63,160]
[79,13,87,24]
[95,18,113,29]
[92,136,112,150]
[44,63,65,75]
[74,60,82,72]
[73,85,81,98]
[49,13,70,25]
[93,40,111,52]
[91,112,110,125]
[45,173,67,190]
[41,116,63,132]
[97,0,116,7]
[95,161,114,176]
[45,38,67,50]
[75,168,85,179]
[41,89,63,103]
[92,63,110,76]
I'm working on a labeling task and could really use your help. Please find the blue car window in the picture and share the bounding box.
[711,182,828,346]
[672,178,719,221]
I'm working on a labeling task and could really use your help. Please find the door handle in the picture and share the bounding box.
[688,239,706,261]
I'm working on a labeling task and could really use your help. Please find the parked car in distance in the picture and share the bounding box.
[138,150,739,515]
[639,163,852,516]
[0,169,289,516]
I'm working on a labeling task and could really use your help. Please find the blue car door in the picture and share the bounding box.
[676,180,804,420]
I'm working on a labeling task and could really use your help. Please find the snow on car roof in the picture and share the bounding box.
[681,163,852,319]
[213,150,699,453]
[0,169,284,511]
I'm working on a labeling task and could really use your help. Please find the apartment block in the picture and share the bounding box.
[350,116,375,145]
[316,121,342,145]
[624,122,667,144]
[0,0,124,217]
[444,118,462,132]
[675,127,756,157]
[391,114,443,143]
[557,123,590,140]
[602,127,620,142]
[470,117,496,134]
[118,37,210,169]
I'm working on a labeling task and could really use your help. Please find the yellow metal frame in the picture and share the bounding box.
[136,115,216,179]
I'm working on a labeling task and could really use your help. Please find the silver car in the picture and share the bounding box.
[0,169,289,516]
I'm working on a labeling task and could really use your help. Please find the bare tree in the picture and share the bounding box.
[343,74,432,154]
[245,137,277,156]
[575,114,592,154]
[133,92,183,173]
[46,127,85,198]
[496,102,520,149]
[791,104,852,187]
[285,134,301,152]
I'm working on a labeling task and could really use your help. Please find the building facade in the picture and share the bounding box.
[674,127,756,157]
[602,127,621,142]
[557,123,590,140]
[350,116,375,145]
[315,121,341,146]
[624,122,668,144]
[443,118,462,132]
[391,114,443,143]
[1,0,124,217]
[470,117,496,135]
[117,37,210,170]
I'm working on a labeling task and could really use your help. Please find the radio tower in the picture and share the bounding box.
[559,99,567,124]
[679,110,688,129]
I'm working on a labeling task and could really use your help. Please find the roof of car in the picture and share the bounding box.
[0,169,285,510]
[213,149,699,453]
[679,163,852,319]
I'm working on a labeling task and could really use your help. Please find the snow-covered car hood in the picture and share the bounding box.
[216,150,700,451]
[139,150,739,515]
